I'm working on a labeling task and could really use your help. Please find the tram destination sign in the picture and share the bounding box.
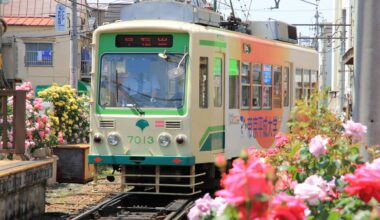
[115,35,173,47]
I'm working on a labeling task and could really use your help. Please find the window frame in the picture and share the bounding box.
[283,66,290,107]
[252,63,262,110]
[24,42,53,67]
[199,57,209,109]
[213,57,223,108]
[263,64,272,110]
[241,62,251,110]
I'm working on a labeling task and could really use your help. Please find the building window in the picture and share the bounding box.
[213,57,223,107]
[263,64,272,109]
[25,43,53,66]
[241,62,251,109]
[311,70,318,94]
[273,66,282,108]
[295,68,303,100]
[252,64,262,109]
[229,59,240,109]
[304,69,311,99]
[283,67,290,107]
[199,57,208,108]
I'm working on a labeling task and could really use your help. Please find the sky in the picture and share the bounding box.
[87,0,334,37]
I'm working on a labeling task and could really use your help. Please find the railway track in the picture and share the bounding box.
[72,192,197,220]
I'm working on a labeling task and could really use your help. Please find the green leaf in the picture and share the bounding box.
[327,211,340,220]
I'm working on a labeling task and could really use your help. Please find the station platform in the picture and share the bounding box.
[0,158,53,220]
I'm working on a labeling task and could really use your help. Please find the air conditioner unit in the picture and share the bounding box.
[248,20,298,44]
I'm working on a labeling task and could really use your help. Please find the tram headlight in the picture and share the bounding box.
[107,132,121,146]
[158,133,171,147]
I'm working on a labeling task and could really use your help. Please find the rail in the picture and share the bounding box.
[0,90,26,156]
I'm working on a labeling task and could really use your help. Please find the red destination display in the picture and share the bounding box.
[115,35,173,47]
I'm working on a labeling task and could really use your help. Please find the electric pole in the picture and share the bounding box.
[354,1,380,160]
[70,0,78,90]
[339,9,346,111]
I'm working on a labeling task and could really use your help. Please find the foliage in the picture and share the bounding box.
[188,90,380,220]
[2,82,57,159]
[38,84,89,145]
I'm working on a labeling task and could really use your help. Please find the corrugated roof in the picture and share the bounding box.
[3,17,54,26]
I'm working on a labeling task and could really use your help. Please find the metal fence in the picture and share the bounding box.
[0,90,26,155]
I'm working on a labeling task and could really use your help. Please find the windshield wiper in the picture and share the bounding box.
[113,80,145,116]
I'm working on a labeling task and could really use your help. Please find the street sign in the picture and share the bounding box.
[55,4,66,32]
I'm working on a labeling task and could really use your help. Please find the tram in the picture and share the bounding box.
[88,1,318,194]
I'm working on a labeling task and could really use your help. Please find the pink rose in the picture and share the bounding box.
[216,157,274,218]
[309,135,329,157]
[344,158,380,203]
[269,192,307,220]
[187,193,226,220]
[294,175,333,205]
[275,133,289,148]
[38,131,45,139]
[343,120,367,142]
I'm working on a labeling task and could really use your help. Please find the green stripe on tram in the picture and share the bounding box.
[199,125,225,151]
[199,40,227,49]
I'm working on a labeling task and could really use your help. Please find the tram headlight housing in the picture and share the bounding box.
[107,132,121,146]
[158,133,171,147]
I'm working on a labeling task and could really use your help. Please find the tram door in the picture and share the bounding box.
[210,54,225,152]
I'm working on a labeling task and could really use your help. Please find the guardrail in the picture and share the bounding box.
[0,90,26,155]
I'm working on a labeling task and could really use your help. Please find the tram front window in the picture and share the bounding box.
[99,53,186,108]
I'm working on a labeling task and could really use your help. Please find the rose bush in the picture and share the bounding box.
[0,82,57,159]
[189,91,380,220]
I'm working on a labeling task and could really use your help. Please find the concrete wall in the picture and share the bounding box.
[0,162,52,220]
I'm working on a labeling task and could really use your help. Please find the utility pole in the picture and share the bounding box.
[70,0,78,90]
[339,9,346,111]
[354,1,380,160]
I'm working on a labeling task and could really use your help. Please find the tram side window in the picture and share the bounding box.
[241,62,251,109]
[199,57,208,108]
[283,67,290,107]
[229,59,240,109]
[263,64,272,109]
[252,64,262,109]
[295,68,303,100]
[304,69,311,99]
[273,66,282,108]
[311,70,318,94]
[213,57,223,107]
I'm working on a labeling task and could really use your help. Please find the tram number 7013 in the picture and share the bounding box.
[127,136,154,144]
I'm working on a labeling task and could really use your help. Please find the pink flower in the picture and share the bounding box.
[275,171,295,191]
[58,131,65,144]
[309,135,329,157]
[38,131,45,139]
[275,133,289,148]
[187,193,226,220]
[344,158,380,203]
[216,157,274,218]
[269,192,307,220]
[343,120,367,142]
[33,98,43,110]
[294,175,333,205]
[215,153,227,168]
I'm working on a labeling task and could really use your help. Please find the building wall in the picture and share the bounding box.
[2,25,84,87]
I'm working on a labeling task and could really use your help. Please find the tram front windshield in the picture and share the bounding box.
[99,53,186,109]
